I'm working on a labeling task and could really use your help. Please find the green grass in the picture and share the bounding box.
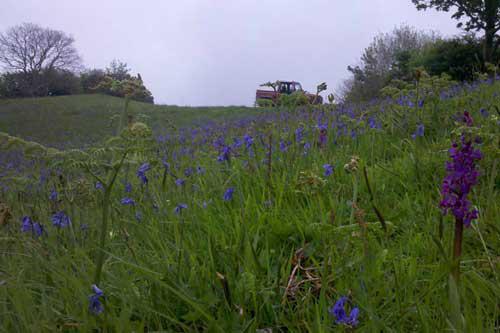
[0,84,499,332]
[0,94,261,148]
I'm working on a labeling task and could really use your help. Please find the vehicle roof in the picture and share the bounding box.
[278,80,300,84]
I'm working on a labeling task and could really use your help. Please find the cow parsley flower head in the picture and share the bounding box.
[88,284,104,315]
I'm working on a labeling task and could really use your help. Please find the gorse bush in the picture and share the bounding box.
[0,77,499,331]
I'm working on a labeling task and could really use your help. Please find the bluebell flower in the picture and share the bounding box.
[174,203,188,214]
[21,216,33,233]
[121,197,135,206]
[412,123,425,139]
[49,189,58,201]
[184,167,194,177]
[233,137,243,149]
[32,223,44,237]
[480,108,489,117]
[175,178,185,187]
[196,166,205,174]
[323,164,334,177]
[368,117,377,129]
[124,182,132,193]
[295,127,304,143]
[136,163,151,185]
[243,134,254,149]
[218,146,231,162]
[135,211,142,222]
[51,211,71,228]
[88,284,104,315]
[329,296,359,327]
[95,181,104,190]
[162,159,170,170]
[223,187,234,201]
[279,140,288,152]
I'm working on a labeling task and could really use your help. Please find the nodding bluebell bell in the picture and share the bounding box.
[135,211,142,222]
[323,164,334,177]
[411,123,425,139]
[295,126,304,143]
[136,163,151,185]
[196,166,205,175]
[175,178,185,187]
[243,134,253,149]
[88,284,104,315]
[49,189,58,201]
[51,211,71,228]
[95,182,104,190]
[329,296,359,327]
[124,182,132,193]
[174,203,188,214]
[217,146,231,162]
[21,216,44,237]
[121,197,135,206]
[223,188,234,201]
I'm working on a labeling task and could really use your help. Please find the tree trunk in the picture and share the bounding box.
[484,29,495,64]
[483,0,498,64]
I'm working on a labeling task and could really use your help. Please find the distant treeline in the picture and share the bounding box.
[341,25,500,103]
[0,23,154,103]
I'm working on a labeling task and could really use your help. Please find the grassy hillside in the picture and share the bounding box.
[0,94,260,148]
[0,82,499,331]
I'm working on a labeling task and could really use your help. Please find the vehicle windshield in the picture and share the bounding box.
[294,83,302,91]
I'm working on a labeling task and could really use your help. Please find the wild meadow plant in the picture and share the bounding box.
[0,78,498,331]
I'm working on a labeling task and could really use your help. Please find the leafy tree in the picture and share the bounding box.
[93,75,154,103]
[412,0,500,63]
[411,35,485,81]
[80,69,106,93]
[106,59,132,81]
[342,25,438,102]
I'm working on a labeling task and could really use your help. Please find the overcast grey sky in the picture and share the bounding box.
[1,0,461,106]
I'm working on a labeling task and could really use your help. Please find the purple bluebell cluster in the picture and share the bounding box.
[21,216,44,237]
[88,284,104,315]
[51,211,71,228]
[329,296,359,327]
[323,164,334,177]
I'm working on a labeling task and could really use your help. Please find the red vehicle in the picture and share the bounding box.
[255,81,322,106]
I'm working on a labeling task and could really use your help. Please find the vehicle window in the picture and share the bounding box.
[295,83,302,91]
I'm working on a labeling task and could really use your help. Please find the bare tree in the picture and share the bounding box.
[0,23,81,96]
[0,23,81,73]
